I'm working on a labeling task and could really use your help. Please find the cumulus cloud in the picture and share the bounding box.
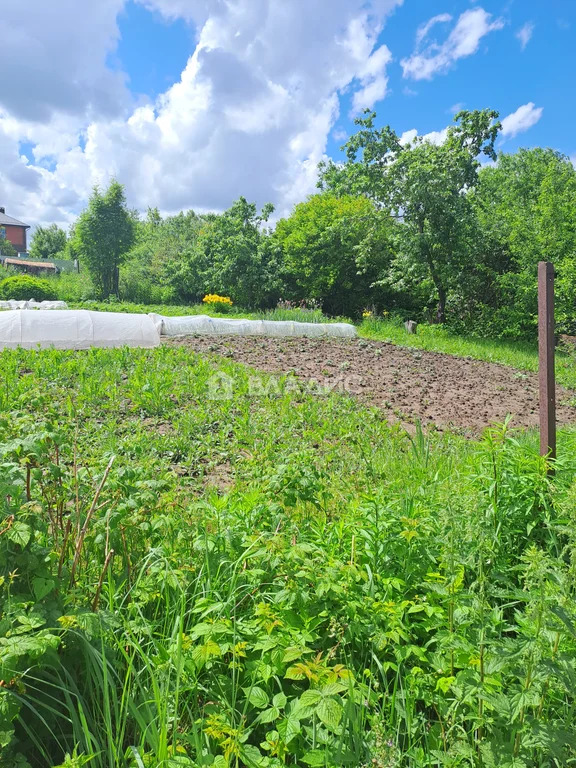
[0,0,129,123]
[351,44,393,113]
[401,8,504,80]
[0,0,403,226]
[399,127,448,146]
[516,22,534,50]
[501,102,543,138]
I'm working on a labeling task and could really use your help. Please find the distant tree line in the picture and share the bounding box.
[34,108,576,339]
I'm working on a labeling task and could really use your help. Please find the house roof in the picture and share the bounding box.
[0,212,30,228]
[4,258,56,270]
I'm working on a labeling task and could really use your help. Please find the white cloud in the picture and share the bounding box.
[516,22,534,50]
[0,0,129,123]
[0,0,403,227]
[401,8,504,80]
[399,127,448,146]
[351,44,393,112]
[501,102,543,138]
[415,13,452,46]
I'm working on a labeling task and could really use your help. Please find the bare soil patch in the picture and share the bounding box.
[168,336,576,434]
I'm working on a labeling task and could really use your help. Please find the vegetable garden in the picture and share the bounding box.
[2,341,576,767]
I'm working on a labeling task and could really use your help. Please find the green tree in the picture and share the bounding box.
[274,194,392,316]
[320,109,501,322]
[0,238,17,260]
[472,148,576,336]
[29,224,67,261]
[74,181,135,299]
[185,197,279,308]
[120,208,203,304]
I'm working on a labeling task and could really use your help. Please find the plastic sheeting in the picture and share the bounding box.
[0,310,161,350]
[151,313,358,339]
[0,300,68,310]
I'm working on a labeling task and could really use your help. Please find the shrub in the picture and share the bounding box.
[45,271,97,303]
[202,293,234,313]
[0,274,58,301]
[120,260,177,304]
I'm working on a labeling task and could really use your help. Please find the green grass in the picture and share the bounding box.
[1,343,576,767]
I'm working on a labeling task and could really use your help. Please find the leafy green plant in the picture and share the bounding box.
[1,345,576,766]
[0,275,58,301]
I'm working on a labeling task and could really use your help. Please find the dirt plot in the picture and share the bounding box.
[168,336,576,433]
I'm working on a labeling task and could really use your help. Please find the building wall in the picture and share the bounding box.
[1,224,27,252]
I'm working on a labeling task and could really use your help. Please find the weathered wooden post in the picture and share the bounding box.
[538,261,556,463]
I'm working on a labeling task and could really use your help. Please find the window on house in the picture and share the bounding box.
[0,227,5,240]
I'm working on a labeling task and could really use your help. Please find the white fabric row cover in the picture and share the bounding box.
[0,299,68,310]
[152,313,358,338]
[0,310,160,350]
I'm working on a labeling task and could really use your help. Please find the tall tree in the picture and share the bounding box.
[472,148,576,335]
[74,181,135,299]
[189,197,279,308]
[319,109,501,322]
[274,194,393,316]
[29,224,67,261]
[120,208,205,304]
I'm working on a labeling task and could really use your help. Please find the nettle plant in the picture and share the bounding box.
[0,426,66,763]
[0,422,172,767]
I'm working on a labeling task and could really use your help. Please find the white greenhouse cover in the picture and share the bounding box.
[152,314,358,339]
[0,299,68,310]
[0,310,161,350]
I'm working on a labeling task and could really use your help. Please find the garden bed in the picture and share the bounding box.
[169,335,576,433]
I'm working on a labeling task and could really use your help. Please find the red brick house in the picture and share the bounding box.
[0,207,30,254]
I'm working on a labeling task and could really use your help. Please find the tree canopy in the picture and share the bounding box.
[29,224,67,262]
[75,181,135,299]
[319,109,501,321]
[0,239,17,260]
[274,194,391,316]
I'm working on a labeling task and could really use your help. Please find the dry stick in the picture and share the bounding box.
[73,438,81,541]
[120,526,132,587]
[55,442,65,533]
[58,517,72,578]
[0,516,15,536]
[70,455,115,586]
[92,549,115,612]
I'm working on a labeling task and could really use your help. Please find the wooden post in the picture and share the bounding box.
[538,261,556,462]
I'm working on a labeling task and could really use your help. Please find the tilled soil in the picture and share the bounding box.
[167,335,576,434]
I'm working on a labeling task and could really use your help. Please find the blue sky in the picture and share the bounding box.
[1,0,574,227]
[116,2,194,100]
[114,0,575,160]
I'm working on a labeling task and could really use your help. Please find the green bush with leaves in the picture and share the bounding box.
[274,194,393,318]
[46,271,96,303]
[0,275,58,301]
